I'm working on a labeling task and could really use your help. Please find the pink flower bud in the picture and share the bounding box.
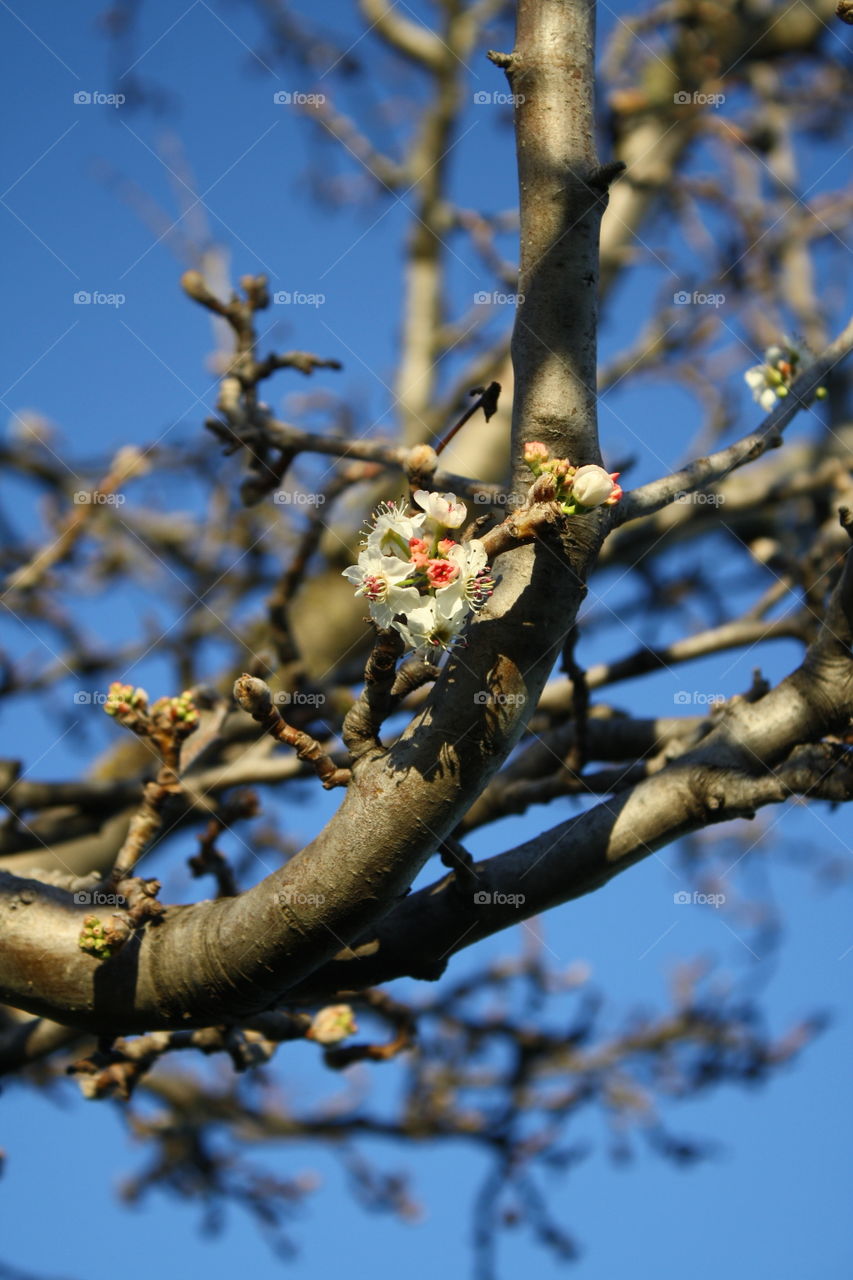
[408,537,431,569]
[571,464,620,508]
[523,441,550,474]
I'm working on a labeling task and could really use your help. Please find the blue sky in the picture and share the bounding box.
[0,1,851,1276]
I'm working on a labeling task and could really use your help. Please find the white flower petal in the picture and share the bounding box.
[449,540,487,577]
[392,590,470,654]
[413,490,467,528]
[343,549,412,591]
[432,580,467,619]
[371,584,422,630]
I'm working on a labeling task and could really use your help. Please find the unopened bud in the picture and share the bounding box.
[571,464,620,508]
[406,444,438,480]
[218,376,243,416]
[240,274,270,309]
[234,673,273,718]
[308,1004,357,1045]
[112,445,150,483]
[180,270,227,314]
[523,441,551,475]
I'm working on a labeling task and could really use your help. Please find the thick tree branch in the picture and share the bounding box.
[285,544,853,993]
[0,0,612,1035]
[507,0,603,475]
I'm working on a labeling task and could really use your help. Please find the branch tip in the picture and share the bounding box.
[486,49,514,69]
[588,161,627,192]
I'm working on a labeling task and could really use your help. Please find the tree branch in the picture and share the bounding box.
[617,315,853,525]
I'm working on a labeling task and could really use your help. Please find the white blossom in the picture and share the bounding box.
[412,490,467,528]
[344,493,495,655]
[447,540,494,607]
[342,549,421,629]
[744,337,813,413]
[744,365,781,412]
[366,500,426,558]
[395,583,469,655]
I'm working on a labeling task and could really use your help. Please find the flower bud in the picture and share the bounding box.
[523,441,550,474]
[180,271,226,313]
[405,444,438,480]
[218,376,243,416]
[571,464,619,508]
[308,1004,357,1045]
[234,674,273,718]
[112,445,150,483]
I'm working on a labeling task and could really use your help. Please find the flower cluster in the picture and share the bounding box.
[744,337,827,412]
[104,682,148,718]
[105,682,198,729]
[78,915,115,959]
[343,490,495,656]
[150,690,199,729]
[522,443,622,513]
